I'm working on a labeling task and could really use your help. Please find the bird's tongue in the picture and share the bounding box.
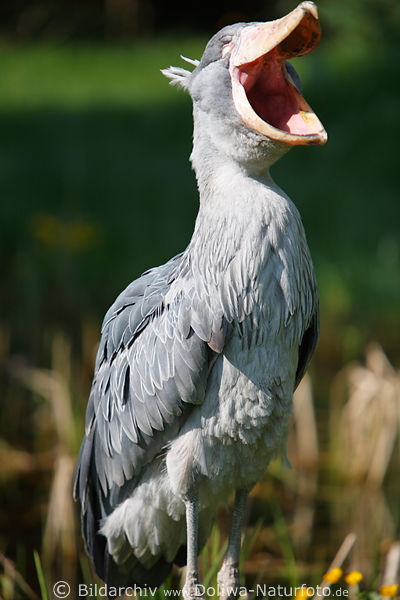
[239,53,311,136]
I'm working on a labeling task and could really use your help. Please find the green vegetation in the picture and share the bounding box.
[1,33,398,370]
[0,2,399,596]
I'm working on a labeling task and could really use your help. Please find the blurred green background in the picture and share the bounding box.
[0,0,399,597]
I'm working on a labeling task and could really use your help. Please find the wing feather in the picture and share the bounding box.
[295,309,319,388]
[74,252,227,580]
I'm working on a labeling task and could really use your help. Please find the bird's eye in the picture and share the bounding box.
[220,35,232,43]
[221,36,234,58]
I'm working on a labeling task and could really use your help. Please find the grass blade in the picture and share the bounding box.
[270,501,297,588]
[33,551,49,600]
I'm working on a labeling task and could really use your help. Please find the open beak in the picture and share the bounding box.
[230,1,327,146]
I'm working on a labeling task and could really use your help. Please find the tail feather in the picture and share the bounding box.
[106,553,172,588]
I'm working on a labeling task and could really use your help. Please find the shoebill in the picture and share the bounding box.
[74,2,327,598]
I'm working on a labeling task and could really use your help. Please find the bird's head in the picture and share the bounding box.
[162,2,327,170]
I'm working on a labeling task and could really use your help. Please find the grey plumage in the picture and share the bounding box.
[74,250,224,581]
[74,3,326,596]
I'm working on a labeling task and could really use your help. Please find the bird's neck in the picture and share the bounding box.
[188,134,305,285]
[189,155,295,262]
[190,106,290,200]
[186,125,316,334]
[190,118,290,226]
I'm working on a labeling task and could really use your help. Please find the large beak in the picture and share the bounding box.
[230,2,327,146]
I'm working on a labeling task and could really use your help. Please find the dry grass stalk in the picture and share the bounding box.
[292,374,319,469]
[289,375,318,552]
[381,542,400,588]
[0,551,40,600]
[16,366,75,450]
[0,440,53,479]
[330,344,400,484]
[42,453,77,575]
[347,487,395,581]
[314,533,357,599]
[11,333,78,585]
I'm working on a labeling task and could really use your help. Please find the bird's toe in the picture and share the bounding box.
[217,565,247,600]
[182,578,205,600]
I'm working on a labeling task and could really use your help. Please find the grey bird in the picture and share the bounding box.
[74,2,327,598]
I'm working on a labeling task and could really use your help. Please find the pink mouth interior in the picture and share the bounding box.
[237,49,314,136]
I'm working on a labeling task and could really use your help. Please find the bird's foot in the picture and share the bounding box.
[182,574,205,600]
[217,565,248,600]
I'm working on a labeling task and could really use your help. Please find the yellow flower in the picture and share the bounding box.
[323,568,343,583]
[380,584,399,597]
[345,571,363,586]
[295,587,314,600]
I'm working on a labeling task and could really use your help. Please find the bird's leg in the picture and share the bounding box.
[182,490,204,600]
[217,488,248,600]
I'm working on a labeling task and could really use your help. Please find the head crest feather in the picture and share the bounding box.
[161,55,199,89]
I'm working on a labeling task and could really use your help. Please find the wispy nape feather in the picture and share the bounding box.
[180,55,200,67]
[161,55,199,89]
